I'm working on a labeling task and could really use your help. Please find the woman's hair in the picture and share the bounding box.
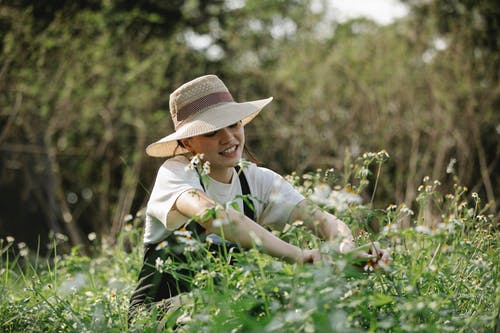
[243,145,260,164]
[176,140,260,164]
[173,140,184,156]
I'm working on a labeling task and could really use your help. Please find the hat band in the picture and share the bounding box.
[176,91,234,125]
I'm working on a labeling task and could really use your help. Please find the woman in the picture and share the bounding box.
[129,74,390,316]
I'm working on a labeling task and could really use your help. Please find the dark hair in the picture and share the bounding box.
[173,140,185,156]
[244,144,260,164]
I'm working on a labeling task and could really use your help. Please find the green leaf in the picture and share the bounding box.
[371,293,393,307]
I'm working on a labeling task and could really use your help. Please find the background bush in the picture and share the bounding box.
[0,0,498,252]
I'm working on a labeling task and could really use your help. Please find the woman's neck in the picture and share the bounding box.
[209,166,233,184]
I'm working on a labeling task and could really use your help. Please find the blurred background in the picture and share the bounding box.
[1,0,498,255]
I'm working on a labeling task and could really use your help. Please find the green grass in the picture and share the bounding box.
[1,154,499,332]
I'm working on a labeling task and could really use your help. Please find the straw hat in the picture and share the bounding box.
[146,75,273,157]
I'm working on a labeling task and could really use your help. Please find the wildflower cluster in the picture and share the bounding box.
[416,176,442,204]
[342,149,391,195]
[174,227,201,252]
[155,256,174,274]
[309,184,362,213]
[183,153,210,175]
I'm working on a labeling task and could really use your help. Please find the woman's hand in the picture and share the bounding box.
[296,242,391,270]
[347,242,392,270]
[297,249,322,264]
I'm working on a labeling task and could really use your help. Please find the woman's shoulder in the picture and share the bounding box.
[242,162,282,181]
[151,155,201,188]
[160,155,190,170]
[156,155,198,179]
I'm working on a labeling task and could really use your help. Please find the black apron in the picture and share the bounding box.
[128,166,255,313]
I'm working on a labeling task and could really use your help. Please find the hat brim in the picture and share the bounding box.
[145,97,273,157]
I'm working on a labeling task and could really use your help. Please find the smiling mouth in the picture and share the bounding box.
[220,145,238,155]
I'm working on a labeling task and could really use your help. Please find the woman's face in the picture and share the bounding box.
[182,121,245,172]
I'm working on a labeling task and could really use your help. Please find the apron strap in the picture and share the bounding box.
[234,165,255,221]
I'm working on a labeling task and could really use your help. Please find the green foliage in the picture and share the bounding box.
[1,155,498,332]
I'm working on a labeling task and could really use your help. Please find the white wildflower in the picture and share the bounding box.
[476,215,487,223]
[174,229,193,238]
[123,214,133,223]
[460,239,471,246]
[201,161,211,175]
[399,204,414,216]
[238,158,250,169]
[6,236,14,243]
[359,166,370,177]
[340,289,353,300]
[177,237,198,246]
[155,257,165,273]
[376,150,390,161]
[415,225,432,235]
[88,232,97,241]
[184,153,205,171]
[326,189,362,212]
[309,184,332,206]
[386,204,397,211]
[362,152,375,159]
[155,240,168,250]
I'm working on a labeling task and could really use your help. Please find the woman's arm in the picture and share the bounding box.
[289,200,391,264]
[290,200,355,252]
[175,189,320,264]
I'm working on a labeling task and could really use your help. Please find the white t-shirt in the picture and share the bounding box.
[143,155,305,244]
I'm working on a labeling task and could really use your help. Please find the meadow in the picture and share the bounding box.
[1,152,498,332]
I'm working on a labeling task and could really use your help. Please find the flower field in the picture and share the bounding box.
[1,153,498,332]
